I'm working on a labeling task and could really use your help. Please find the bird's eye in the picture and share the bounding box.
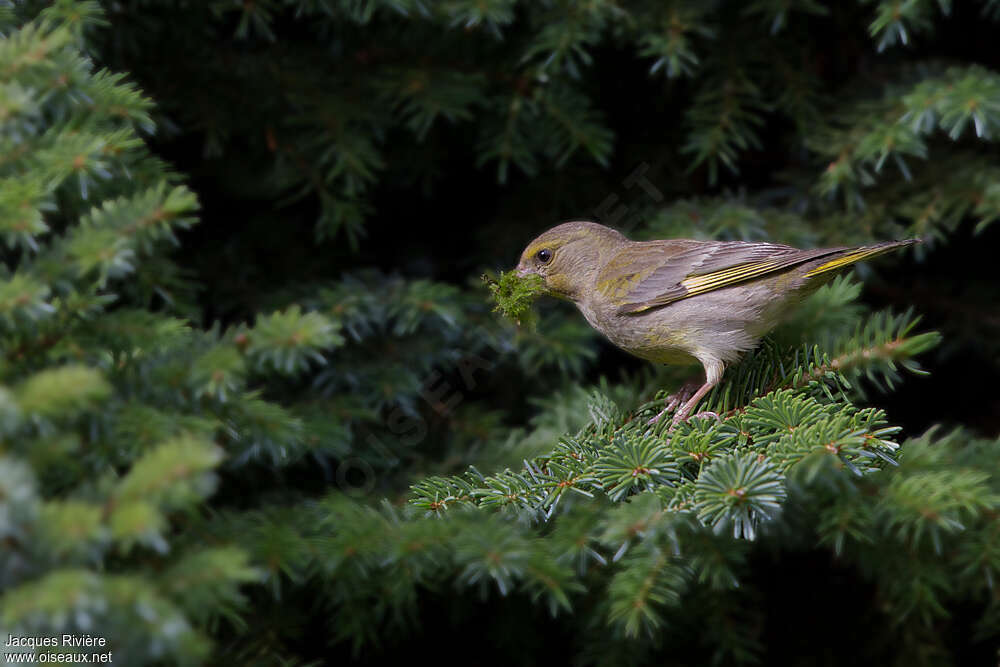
[536,249,553,264]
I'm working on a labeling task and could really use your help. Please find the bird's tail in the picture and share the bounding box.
[802,239,920,278]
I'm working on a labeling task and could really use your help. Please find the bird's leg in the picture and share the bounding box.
[671,359,725,428]
[671,382,718,427]
[647,359,725,428]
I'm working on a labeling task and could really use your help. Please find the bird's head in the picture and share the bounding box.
[516,221,628,301]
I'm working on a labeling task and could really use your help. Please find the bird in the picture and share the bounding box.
[515,221,918,426]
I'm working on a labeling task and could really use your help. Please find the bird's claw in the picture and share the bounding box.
[645,381,700,426]
[646,396,680,425]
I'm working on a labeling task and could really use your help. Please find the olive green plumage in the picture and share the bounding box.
[515,221,918,424]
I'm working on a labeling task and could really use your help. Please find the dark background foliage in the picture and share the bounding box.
[4,1,1000,665]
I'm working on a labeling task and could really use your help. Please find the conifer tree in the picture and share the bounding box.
[1,1,999,665]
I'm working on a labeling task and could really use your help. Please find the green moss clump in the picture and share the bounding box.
[482,271,546,328]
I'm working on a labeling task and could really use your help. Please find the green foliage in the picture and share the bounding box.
[244,306,344,375]
[693,452,786,540]
[0,4,397,662]
[2,1,999,665]
[15,365,110,417]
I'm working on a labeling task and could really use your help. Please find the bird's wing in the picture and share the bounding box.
[604,240,846,315]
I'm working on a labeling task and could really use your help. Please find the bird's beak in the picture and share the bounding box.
[516,265,532,278]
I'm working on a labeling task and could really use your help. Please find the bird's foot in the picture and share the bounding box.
[686,411,721,424]
[646,401,677,426]
[647,411,665,426]
[646,382,700,426]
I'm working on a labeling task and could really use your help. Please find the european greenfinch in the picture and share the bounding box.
[515,221,917,426]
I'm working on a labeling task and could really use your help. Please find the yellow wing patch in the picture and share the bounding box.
[802,241,917,278]
[679,260,784,296]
